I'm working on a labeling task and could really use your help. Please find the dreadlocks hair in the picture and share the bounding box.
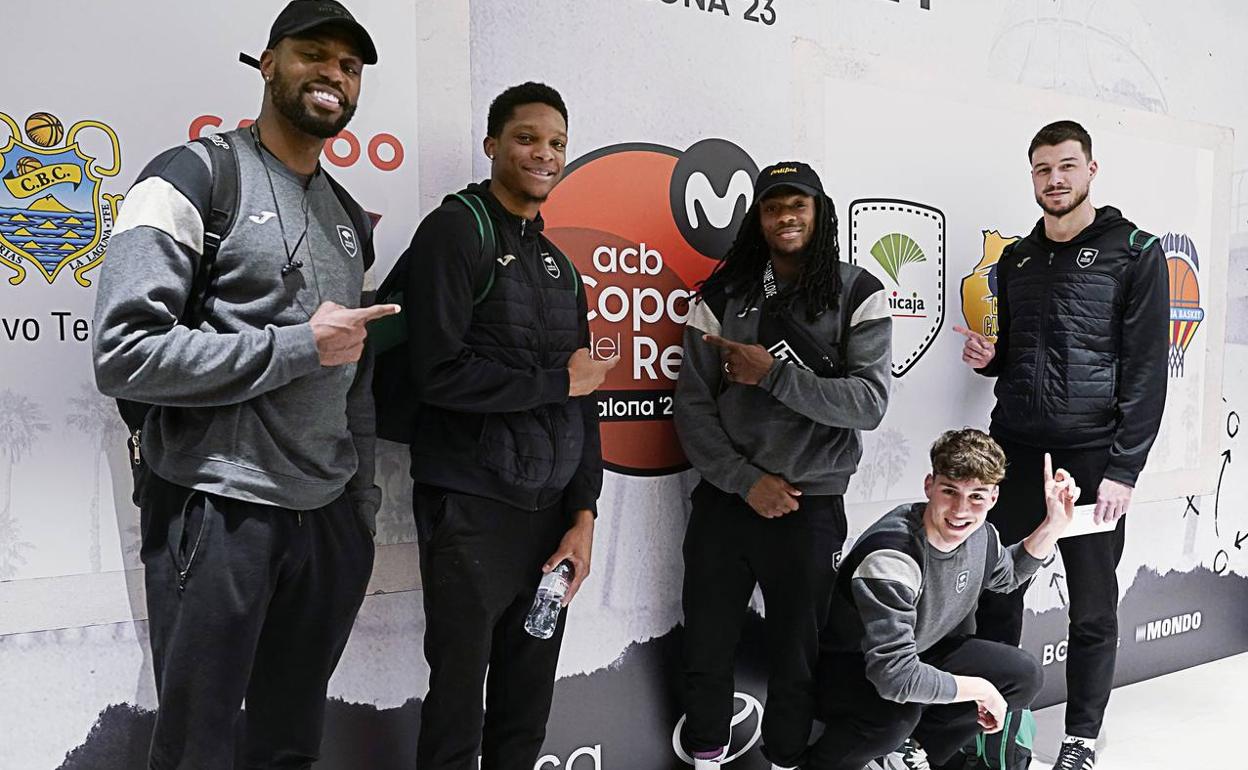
[696,193,844,322]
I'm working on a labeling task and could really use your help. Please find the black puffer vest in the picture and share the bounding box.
[411,184,585,509]
[988,207,1156,450]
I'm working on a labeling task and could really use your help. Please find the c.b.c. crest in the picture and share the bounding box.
[0,111,122,286]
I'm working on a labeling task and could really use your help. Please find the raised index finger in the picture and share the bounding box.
[353,304,402,323]
[1043,452,1053,484]
[702,334,740,351]
[952,325,984,343]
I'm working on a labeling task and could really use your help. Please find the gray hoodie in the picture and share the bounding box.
[674,262,892,497]
[92,128,379,527]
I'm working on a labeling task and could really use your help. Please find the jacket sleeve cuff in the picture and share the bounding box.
[544,368,570,404]
[1101,465,1140,488]
[932,672,959,704]
[759,359,788,394]
[275,323,322,379]
[734,466,766,500]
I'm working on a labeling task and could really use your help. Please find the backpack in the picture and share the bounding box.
[369,192,499,444]
[115,132,375,504]
[971,707,1036,770]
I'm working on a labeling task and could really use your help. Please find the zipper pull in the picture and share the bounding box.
[521,219,527,237]
[129,429,143,467]
[1048,251,1054,266]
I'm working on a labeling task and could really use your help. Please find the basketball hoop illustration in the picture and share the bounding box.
[1164,233,1203,378]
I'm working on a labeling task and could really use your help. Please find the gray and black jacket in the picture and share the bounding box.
[820,503,1043,704]
[674,262,891,498]
[979,206,1169,486]
[401,182,602,514]
[92,128,380,527]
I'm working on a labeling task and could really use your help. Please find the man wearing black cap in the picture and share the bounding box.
[92,2,388,766]
[673,162,892,769]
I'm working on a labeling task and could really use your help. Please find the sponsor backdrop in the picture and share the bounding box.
[2,1,1248,767]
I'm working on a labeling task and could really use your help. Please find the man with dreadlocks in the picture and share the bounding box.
[673,161,893,769]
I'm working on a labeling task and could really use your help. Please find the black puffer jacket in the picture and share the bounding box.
[980,206,1168,486]
[401,181,601,513]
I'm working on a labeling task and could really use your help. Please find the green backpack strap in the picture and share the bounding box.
[1127,228,1159,258]
[447,192,498,305]
[447,192,579,301]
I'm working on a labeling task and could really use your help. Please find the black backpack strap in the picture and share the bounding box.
[324,171,376,271]
[187,135,240,324]
[1127,228,1158,259]
[447,192,498,305]
[834,524,924,607]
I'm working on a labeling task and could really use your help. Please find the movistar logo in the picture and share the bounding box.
[684,169,754,230]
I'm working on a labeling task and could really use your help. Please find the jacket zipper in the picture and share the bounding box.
[1030,251,1055,412]
[517,219,561,500]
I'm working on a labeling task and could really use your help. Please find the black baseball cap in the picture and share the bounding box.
[754,161,824,201]
[253,0,378,66]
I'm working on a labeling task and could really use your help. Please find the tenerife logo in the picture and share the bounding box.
[0,111,122,287]
[1163,232,1203,378]
[960,230,1021,341]
[672,691,763,764]
[850,199,945,376]
[543,139,758,476]
[1134,610,1202,643]
[955,569,970,594]
[1076,247,1099,268]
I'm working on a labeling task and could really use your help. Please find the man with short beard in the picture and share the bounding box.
[953,121,1169,770]
[92,2,393,766]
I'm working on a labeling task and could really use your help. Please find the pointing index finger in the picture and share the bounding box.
[355,304,402,323]
[702,334,740,351]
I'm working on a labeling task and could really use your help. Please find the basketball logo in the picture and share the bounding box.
[24,112,65,148]
[0,111,122,286]
[15,157,41,176]
[1163,232,1203,378]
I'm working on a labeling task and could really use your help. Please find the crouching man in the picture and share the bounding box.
[803,429,1078,770]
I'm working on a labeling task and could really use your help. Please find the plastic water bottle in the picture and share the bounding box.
[524,560,574,639]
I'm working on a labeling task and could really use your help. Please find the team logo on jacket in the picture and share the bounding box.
[0,111,123,286]
[337,224,357,258]
[850,198,946,377]
[959,230,1021,341]
[956,569,970,594]
[542,251,561,278]
[542,139,760,476]
[1076,248,1098,268]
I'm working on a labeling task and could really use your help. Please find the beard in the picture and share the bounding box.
[270,69,356,139]
[1036,183,1089,217]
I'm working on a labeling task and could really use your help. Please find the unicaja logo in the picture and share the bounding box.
[672,692,764,764]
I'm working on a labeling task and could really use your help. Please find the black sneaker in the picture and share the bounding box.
[1054,738,1096,770]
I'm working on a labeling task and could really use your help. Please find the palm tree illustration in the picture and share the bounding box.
[877,428,911,498]
[65,386,126,572]
[0,389,50,579]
